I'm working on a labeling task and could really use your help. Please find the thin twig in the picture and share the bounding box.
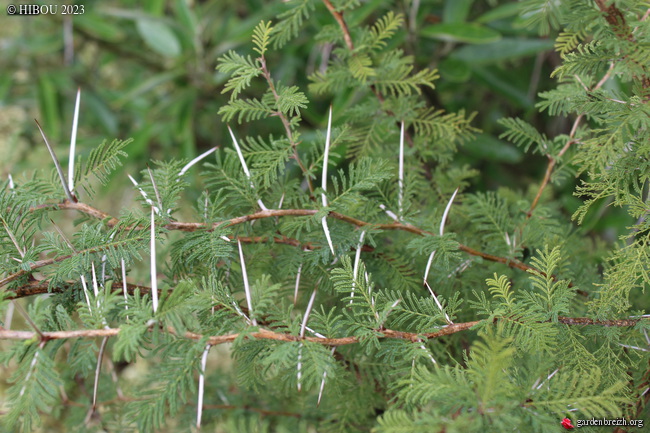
[321,0,354,50]
[1,217,25,258]
[12,301,45,340]
[50,218,76,252]
[11,200,580,293]
[0,317,640,345]
[319,0,416,147]
[258,55,314,195]
[527,62,615,217]
[86,336,109,424]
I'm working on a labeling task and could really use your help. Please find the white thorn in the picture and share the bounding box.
[4,302,14,330]
[238,239,256,326]
[320,107,335,256]
[321,216,335,255]
[423,250,436,284]
[417,338,437,365]
[121,258,129,316]
[535,368,560,390]
[8,174,14,190]
[19,350,40,397]
[379,204,399,222]
[317,347,336,405]
[196,344,211,429]
[146,166,163,215]
[256,199,268,211]
[424,188,459,289]
[231,301,251,325]
[90,262,100,308]
[381,299,402,327]
[398,121,405,220]
[179,146,218,178]
[150,207,159,313]
[228,125,252,179]
[1,219,25,258]
[68,87,81,193]
[128,174,159,214]
[322,105,333,200]
[440,188,459,236]
[227,126,267,210]
[424,281,453,324]
[293,263,303,305]
[35,119,75,202]
[297,343,303,392]
[619,343,650,352]
[80,275,92,313]
[300,288,318,339]
[350,230,366,304]
[305,325,326,339]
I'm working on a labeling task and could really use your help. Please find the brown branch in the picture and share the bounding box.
[595,0,633,41]
[527,63,615,217]
[319,0,416,147]
[8,199,577,295]
[0,237,144,288]
[0,317,641,345]
[321,0,354,51]
[7,278,152,299]
[594,1,650,92]
[201,404,302,419]
[258,55,314,195]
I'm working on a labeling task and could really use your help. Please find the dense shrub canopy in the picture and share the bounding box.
[1,1,649,432]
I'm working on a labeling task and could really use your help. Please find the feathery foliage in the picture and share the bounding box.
[2,1,650,432]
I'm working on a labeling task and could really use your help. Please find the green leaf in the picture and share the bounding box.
[217,51,262,101]
[174,0,197,38]
[348,54,376,82]
[451,38,554,64]
[136,19,181,58]
[443,0,474,23]
[36,75,60,142]
[76,13,126,42]
[475,2,522,23]
[252,20,274,56]
[421,23,501,44]
[438,58,471,83]
[471,67,531,109]
[463,133,524,163]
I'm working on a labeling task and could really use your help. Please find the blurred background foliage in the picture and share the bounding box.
[0,0,631,237]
